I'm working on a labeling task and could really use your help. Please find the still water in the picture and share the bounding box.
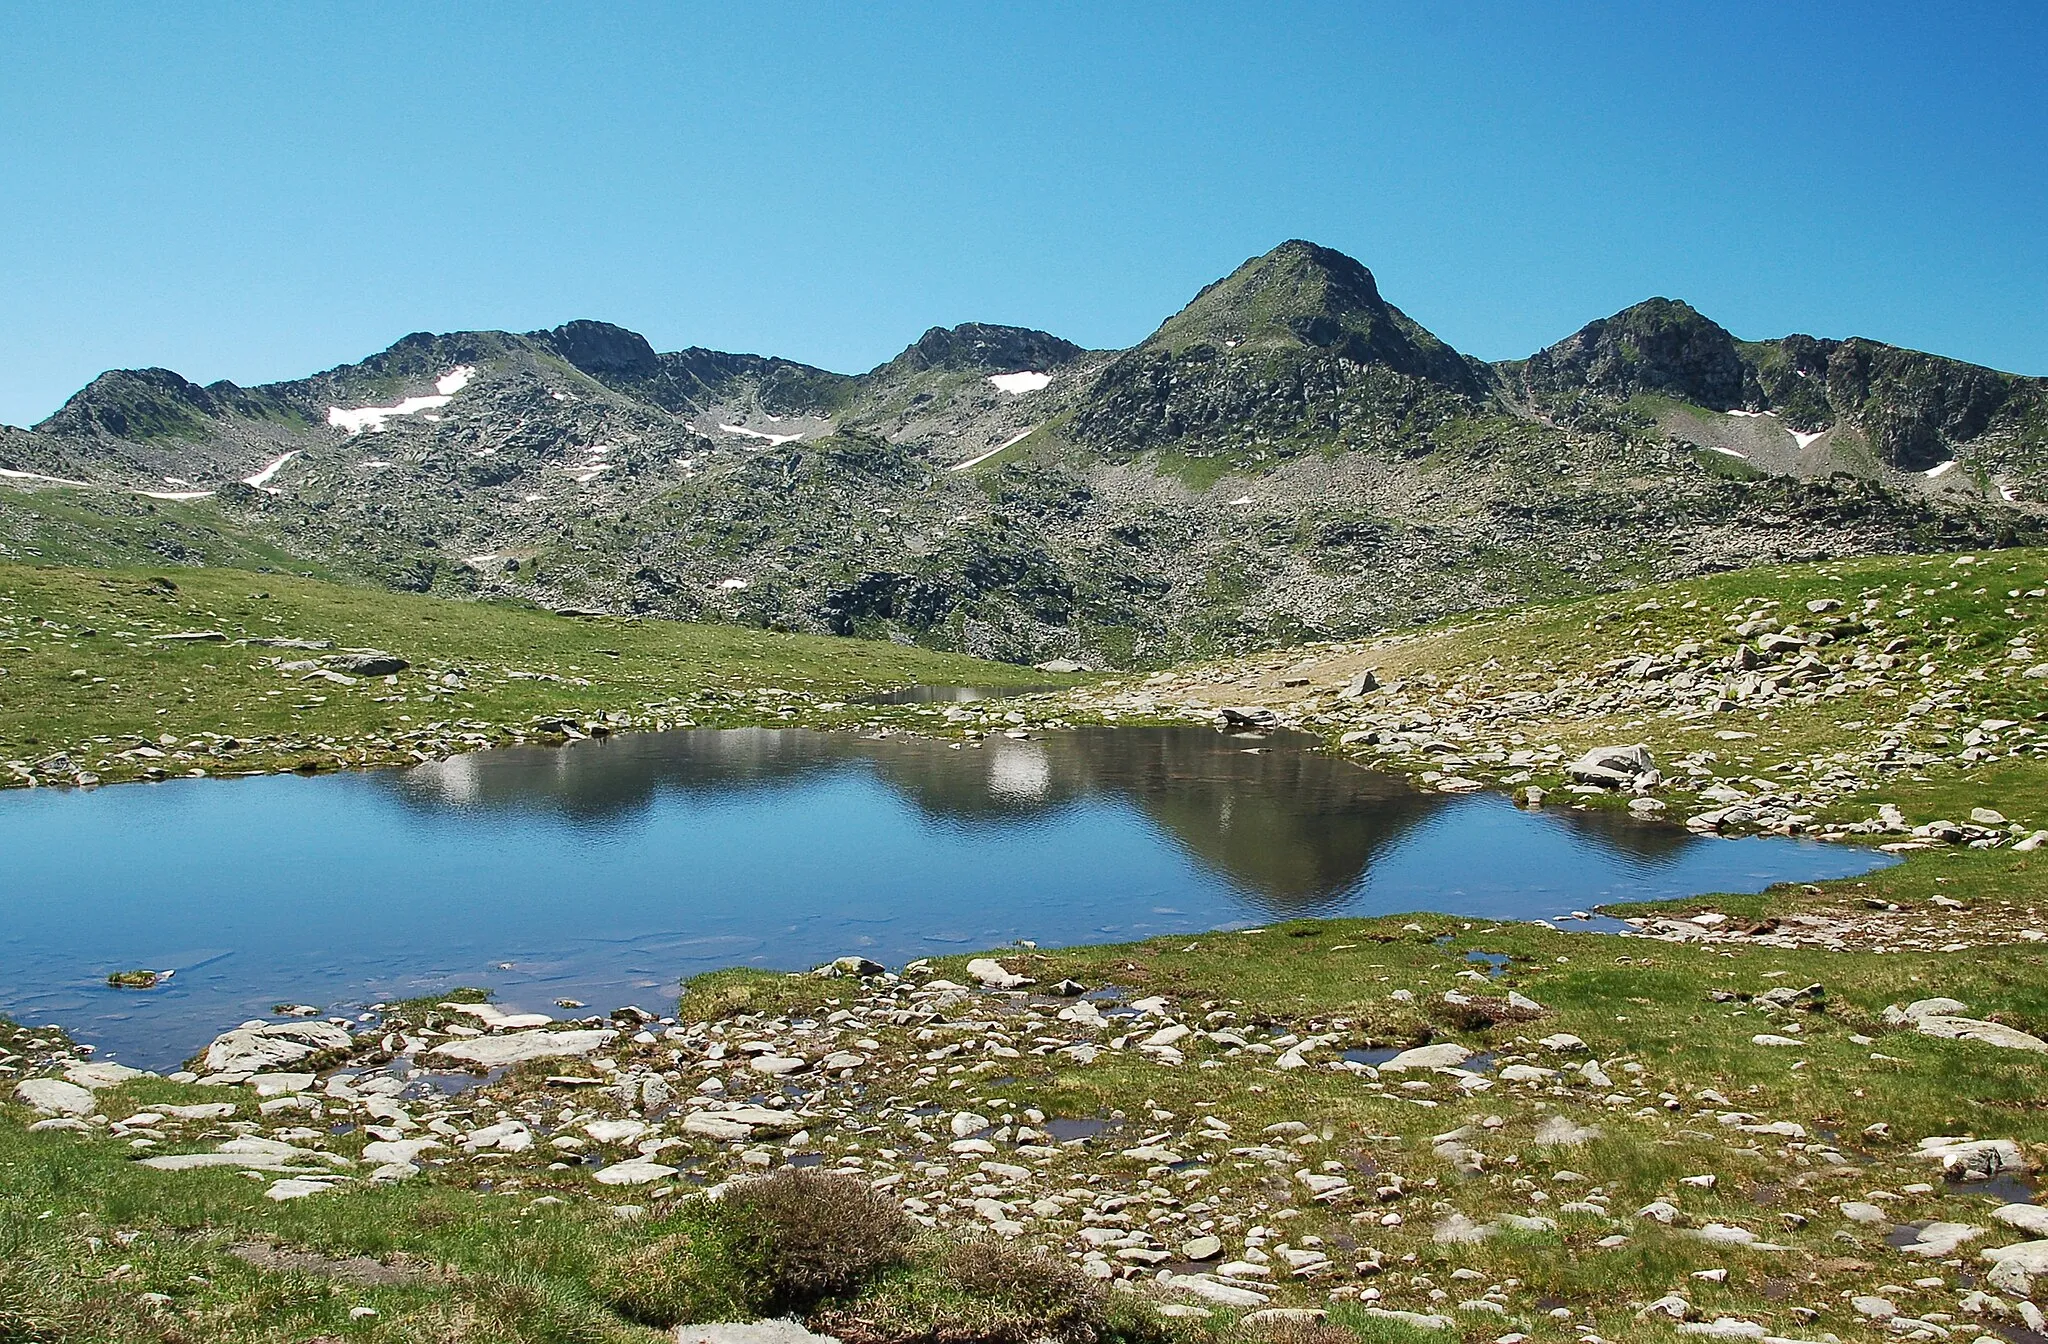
[0,726,1888,1067]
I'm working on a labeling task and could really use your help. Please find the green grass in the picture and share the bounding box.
[1150,449,1245,493]
[0,561,1086,784]
[0,487,336,574]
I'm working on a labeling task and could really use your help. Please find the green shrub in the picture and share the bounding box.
[811,1235,1161,1344]
[601,1171,912,1327]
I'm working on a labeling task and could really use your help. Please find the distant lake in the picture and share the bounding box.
[0,725,1889,1068]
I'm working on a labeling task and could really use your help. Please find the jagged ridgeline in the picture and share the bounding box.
[5,241,2045,666]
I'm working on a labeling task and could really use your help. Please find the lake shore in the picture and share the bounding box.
[10,549,2048,1340]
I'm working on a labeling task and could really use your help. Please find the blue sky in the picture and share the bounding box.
[1,2,2042,426]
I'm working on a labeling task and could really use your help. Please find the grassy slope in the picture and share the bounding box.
[0,486,334,574]
[0,562,1081,784]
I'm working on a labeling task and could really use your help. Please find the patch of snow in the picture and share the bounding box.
[522,493,545,502]
[242,450,300,490]
[0,468,90,487]
[1725,409,1775,419]
[4,465,213,502]
[988,372,1052,396]
[328,366,475,434]
[718,423,802,446]
[718,577,749,590]
[1705,446,1749,460]
[951,428,1037,471]
[2000,482,2022,503]
[359,461,393,470]
[1227,496,1255,506]
[1790,429,1825,449]
[1925,460,1959,480]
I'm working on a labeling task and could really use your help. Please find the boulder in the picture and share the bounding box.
[1913,1016,2048,1053]
[14,1078,96,1116]
[1379,1042,1471,1071]
[815,956,886,978]
[324,651,408,676]
[1568,744,1656,789]
[594,1159,678,1186]
[202,1021,352,1075]
[63,1062,149,1090]
[1885,997,1971,1025]
[1217,706,1280,731]
[1338,669,1380,699]
[1917,1136,2029,1181]
[1982,1240,2048,1275]
[426,1029,614,1068]
[966,958,1032,990]
[673,1325,842,1344]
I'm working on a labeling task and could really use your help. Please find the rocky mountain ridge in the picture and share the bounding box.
[4,240,2044,667]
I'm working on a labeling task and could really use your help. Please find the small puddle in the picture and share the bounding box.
[1465,951,1510,975]
[1045,1116,1120,1143]
[1969,1172,2038,1205]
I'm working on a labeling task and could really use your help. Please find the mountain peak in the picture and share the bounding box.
[538,320,662,380]
[1524,297,1751,409]
[880,323,1085,376]
[1138,240,1483,395]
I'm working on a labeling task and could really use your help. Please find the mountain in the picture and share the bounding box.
[1071,241,1489,455]
[3,239,2042,666]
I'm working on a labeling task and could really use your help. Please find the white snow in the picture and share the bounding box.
[242,450,300,490]
[951,428,1036,471]
[0,468,90,487]
[1725,409,1774,419]
[718,423,802,446]
[1227,496,1255,506]
[1925,460,1959,480]
[987,372,1052,396]
[717,577,749,590]
[1790,429,1825,449]
[4,466,212,501]
[2000,483,2022,503]
[328,366,475,434]
[1704,446,1750,460]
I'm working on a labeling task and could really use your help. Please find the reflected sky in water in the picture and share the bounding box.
[0,727,1889,1067]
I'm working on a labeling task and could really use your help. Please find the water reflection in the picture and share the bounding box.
[396,728,1448,908]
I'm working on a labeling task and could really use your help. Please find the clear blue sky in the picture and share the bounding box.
[2,2,2042,427]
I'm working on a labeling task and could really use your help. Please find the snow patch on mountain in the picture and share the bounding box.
[328,367,475,434]
[987,372,1052,395]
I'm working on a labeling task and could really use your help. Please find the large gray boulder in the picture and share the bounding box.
[1568,744,1659,790]
[426,1028,614,1068]
[202,1021,352,1075]
[674,1323,841,1344]
[15,1077,97,1116]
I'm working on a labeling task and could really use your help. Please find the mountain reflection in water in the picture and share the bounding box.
[395,727,1460,910]
[0,726,1888,1069]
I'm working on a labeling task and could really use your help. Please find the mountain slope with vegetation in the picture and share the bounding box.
[4,241,2044,669]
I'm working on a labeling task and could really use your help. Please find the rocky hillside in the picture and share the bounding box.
[3,241,2044,667]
